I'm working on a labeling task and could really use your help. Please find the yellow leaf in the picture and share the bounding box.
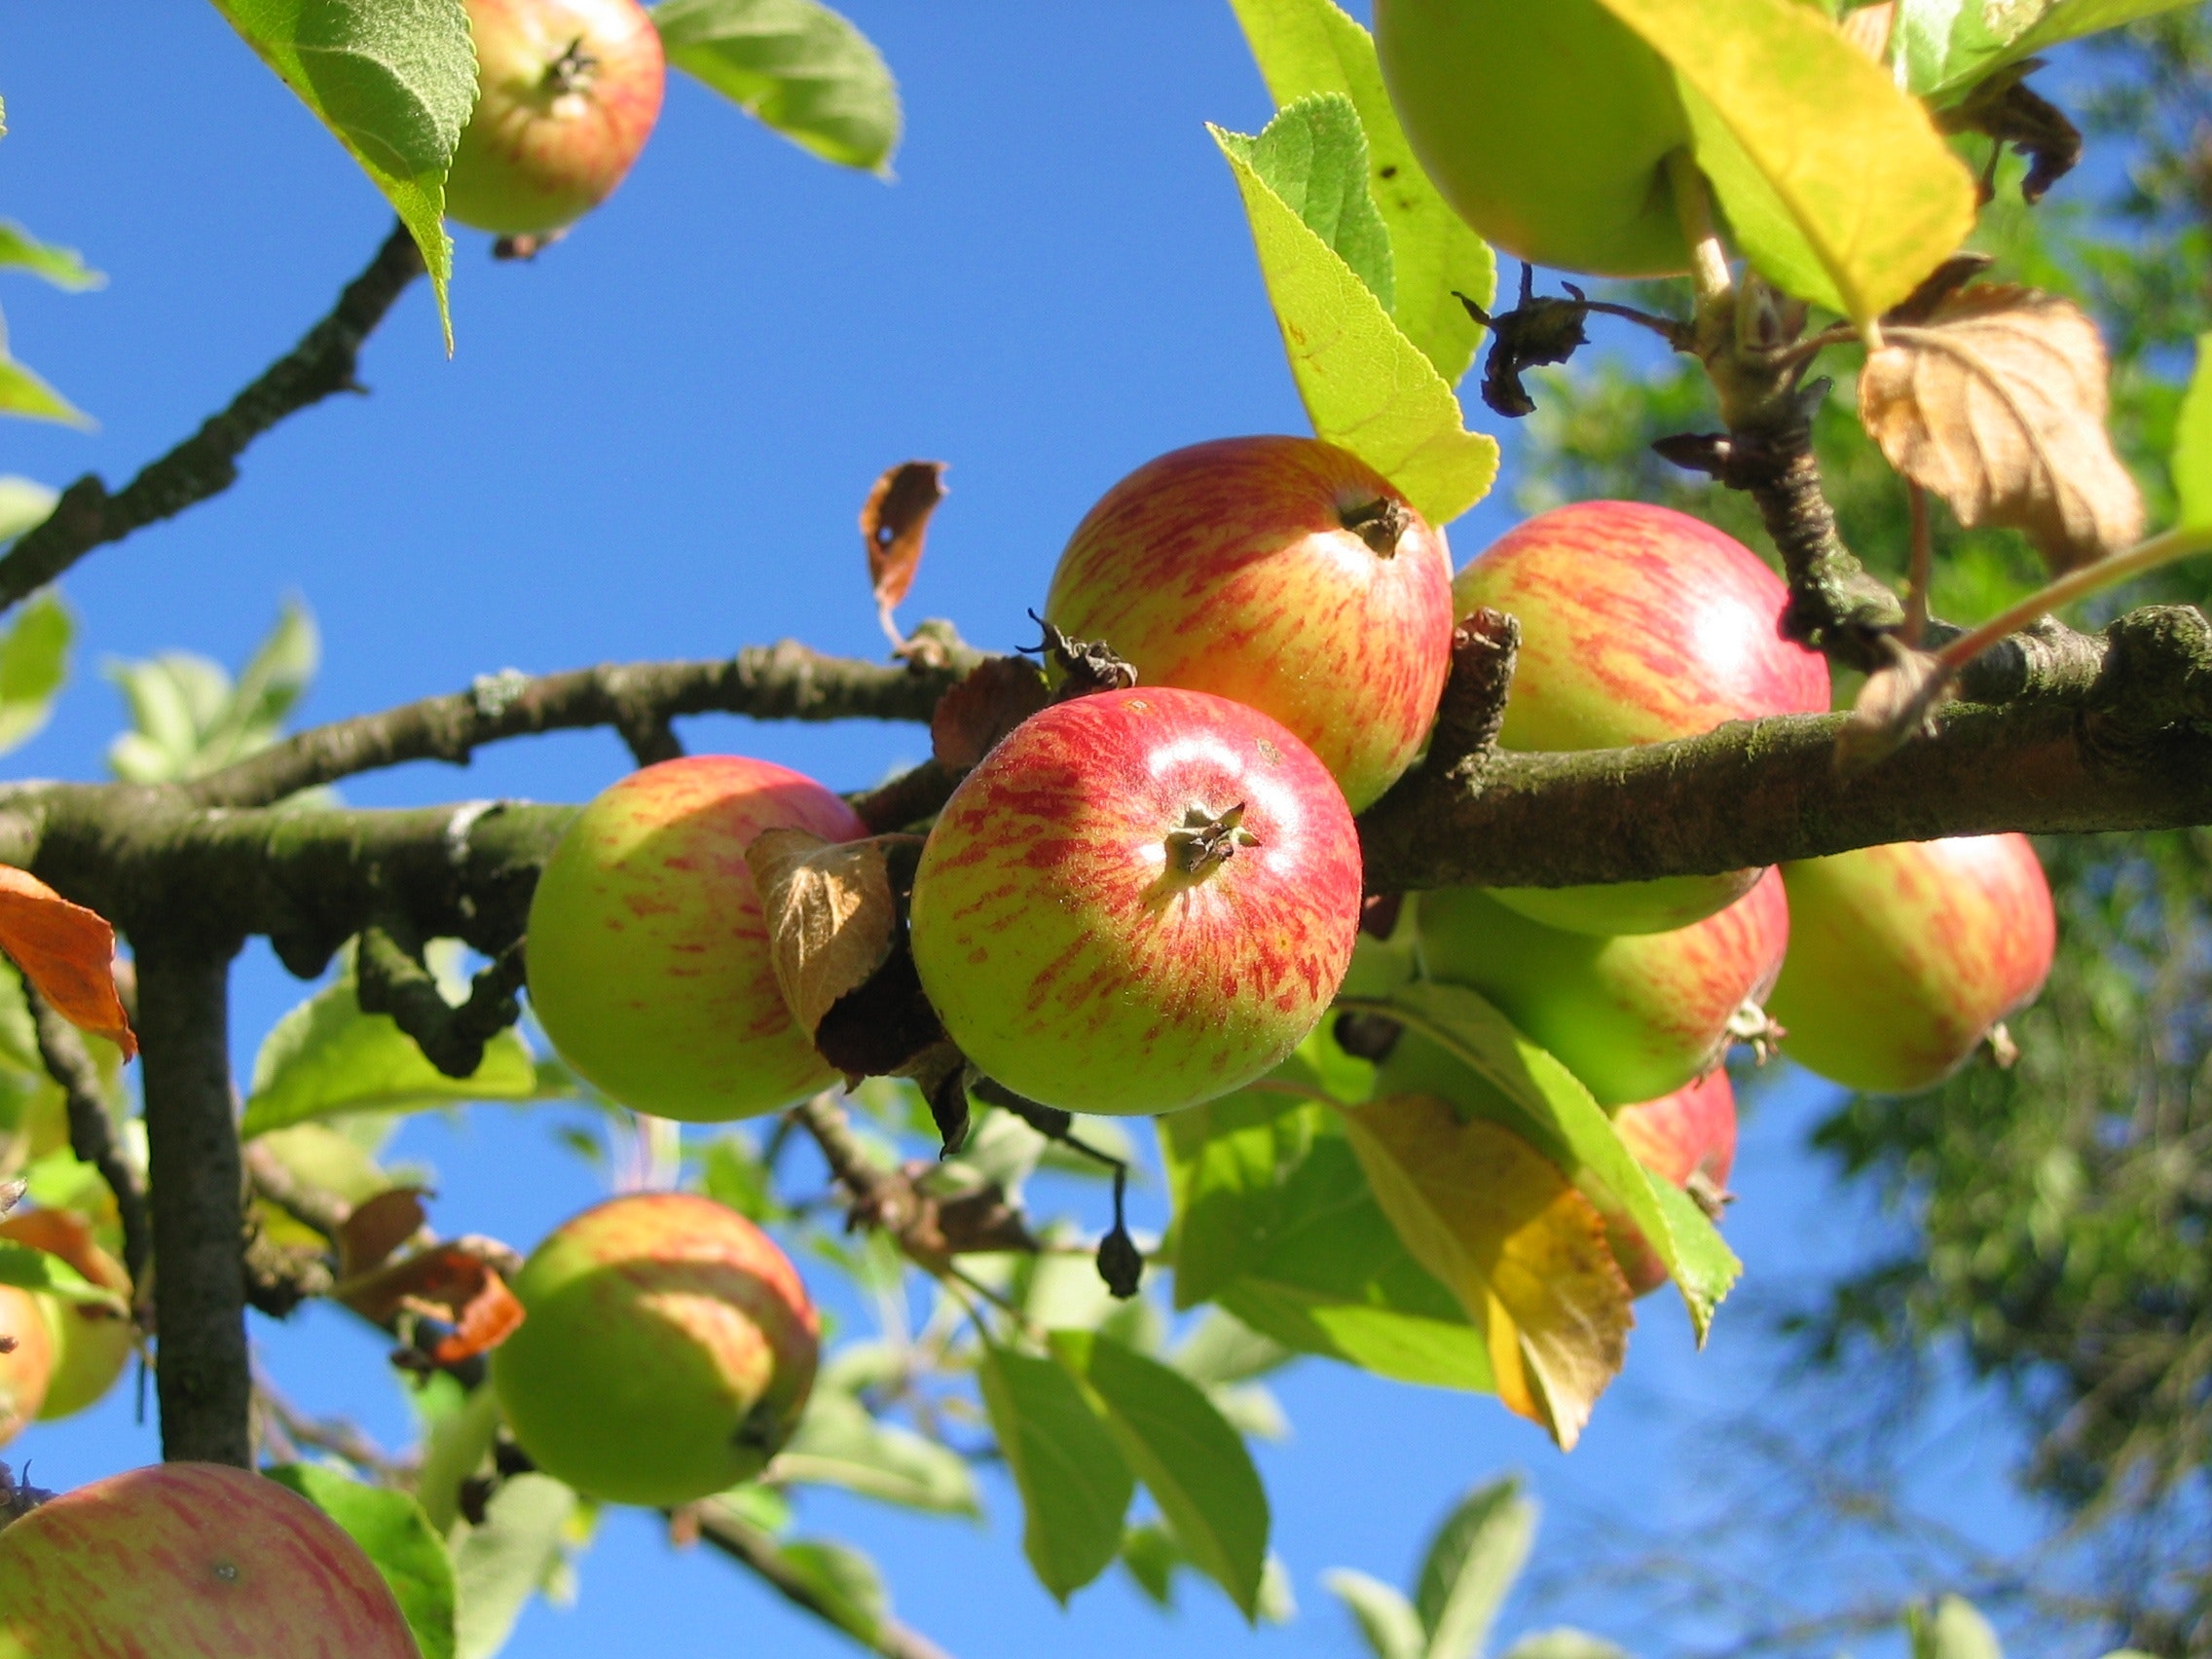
[1341,1093,1632,1448]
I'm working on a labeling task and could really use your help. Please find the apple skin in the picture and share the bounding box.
[0,1462,418,1657]
[527,755,869,1123]
[1607,1069,1736,1296]
[909,686,1363,1116]
[1375,0,1693,278]
[1042,436,1456,812]
[0,1210,132,1420]
[0,1286,53,1447]
[445,0,666,237]
[1455,501,1830,935]
[1419,867,1789,1108]
[1768,833,2056,1094]
[491,1192,819,1507]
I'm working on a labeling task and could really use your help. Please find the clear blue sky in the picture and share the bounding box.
[1,8,2064,1657]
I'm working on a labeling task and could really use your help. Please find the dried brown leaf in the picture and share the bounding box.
[1833,641,1954,773]
[930,656,1050,772]
[861,461,948,619]
[1861,284,2145,572]
[0,866,136,1060]
[334,1235,526,1363]
[747,828,903,1037]
[336,1187,430,1281]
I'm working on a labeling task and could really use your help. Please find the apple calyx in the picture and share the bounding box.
[1724,998,1785,1065]
[1683,1168,1732,1223]
[1165,802,1258,874]
[545,35,598,97]
[1339,494,1413,556]
[0,1462,53,1530]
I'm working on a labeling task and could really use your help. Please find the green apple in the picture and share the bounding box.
[446,0,667,237]
[0,1462,418,1657]
[1418,868,1788,1107]
[1375,0,1693,277]
[1042,436,1456,812]
[1768,833,2056,1093]
[0,1210,131,1420]
[0,1286,52,1448]
[526,755,869,1122]
[491,1192,819,1507]
[908,686,1364,1116]
[1454,500,1831,936]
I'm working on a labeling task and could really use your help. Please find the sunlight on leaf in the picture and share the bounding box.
[1219,94,1395,312]
[209,0,474,349]
[268,1466,458,1659]
[0,591,72,757]
[1416,1477,1536,1659]
[1321,1568,1425,1659]
[0,222,103,292]
[1896,0,2201,99]
[977,1342,1133,1602]
[653,0,902,173]
[2175,333,2212,531]
[0,354,92,428]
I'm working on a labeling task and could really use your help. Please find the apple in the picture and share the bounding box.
[1767,833,2056,1093]
[0,1462,418,1657]
[1042,436,1456,812]
[526,755,869,1122]
[491,1192,819,1507]
[0,1210,132,1420]
[1375,0,1693,278]
[0,1287,52,1448]
[445,0,666,238]
[1454,501,1831,935]
[908,686,1363,1116]
[1418,867,1789,1108]
[1607,1069,1736,1295]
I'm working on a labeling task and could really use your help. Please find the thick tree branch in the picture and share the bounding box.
[137,939,250,1467]
[0,222,425,615]
[25,987,150,1301]
[187,640,980,810]
[680,1498,958,1659]
[355,929,526,1080]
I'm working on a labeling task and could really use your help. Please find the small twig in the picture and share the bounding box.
[253,1377,409,1483]
[679,1499,959,1659]
[24,986,150,1302]
[0,221,426,617]
[244,1139,351,1240]
[1905,484,1934,647]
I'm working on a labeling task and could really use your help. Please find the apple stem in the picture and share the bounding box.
[1666,149,1735,318]
[1340,495,1412,555]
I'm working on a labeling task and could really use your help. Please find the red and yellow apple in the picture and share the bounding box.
[445,0,666,237]
[0,1209,132,1420]
[1768,833,2056,1093]
[1042,436,1456,812]
[909,686,1363,1116]
[1419,867,1788,1107]
[527,755,869,1122]
[1375,0,1693,277]
[1455,501,1830,935]
[491,1192,819,1507]
[1607,1069,1736,1295]
[0,1286,52,1447]
[0,1461,418,1657]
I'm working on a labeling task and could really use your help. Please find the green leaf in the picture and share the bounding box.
[1910,1595,2004,1659]
[1897,0,2200,99]
[0,591,72,756]
[1211,124,1496,526]
[0,222,103,291]
[768,1389,981,1516]
[977,1343,1134,1602]
[1050,1330,1270,1621]
[1169,1309,1293,1386]
[0,1238,126,1311]
[450,1472,575,1659]
[1219,95,1394,312]
[1121,1521,1184,1609]
[1593,0,1976,321]
[0,477,56,545]
[1323,1568,1428,1659]
[240,948,540,1139]
[102,601,321,783]
[416,1381,501,1535]
[207,0,473,348]
[1225,0,1493,384]
[1499,1630,1635,1659]
[772,1538,888,1643]
[651,0,902,173]
[1160,1053,1496,1393]
[2175,333,2212,531]
[1416,1477,1536,1659]
[267,1465,458,1659]
[0,352,91,428]
[1352,981,1741,1338]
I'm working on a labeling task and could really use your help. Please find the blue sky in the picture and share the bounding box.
[0,8,2064,1657]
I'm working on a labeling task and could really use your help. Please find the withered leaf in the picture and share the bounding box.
[746,828,912,1040]
[1861,284,2145,572]
[861,461,948,621]
[930,656,1050,772]
[1833,640,1954,774]
[335,1235,526,1363]
[1342,1093,1632,1450]
[336,1187,430,1281]
[0,866,136,1060]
